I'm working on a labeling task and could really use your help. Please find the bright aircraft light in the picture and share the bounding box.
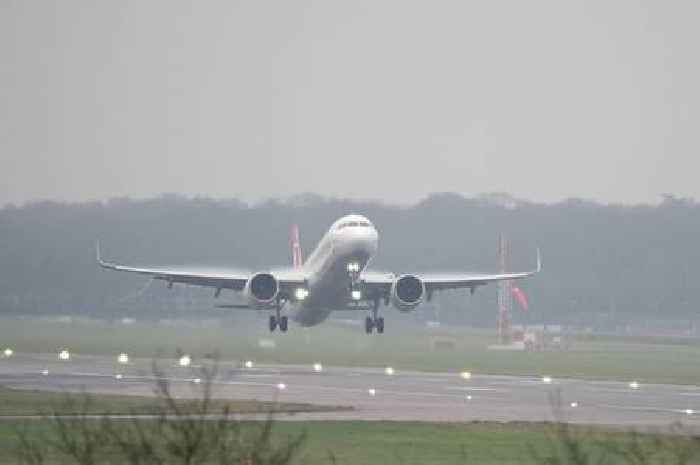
[460,371,472,380]
[115,374,123,380]
[466,395,473,401]
[277,383,287,391]
[117,353,129,364]
[384,366,395,376]
[368,388,376,396]
[542,376,552,384]
[244,360,254,369]
[41,369,49,376]
[192,378,202,384]
[313,363,323,373]
[347,262,360,272]
[685,409,695,416]
[351,290,362,300]
[295,288,309,301]
[179,355,191,367]
[629,381,640,390]
[3,348,13,358]
[58,350,70,361]
[570,402,578,408]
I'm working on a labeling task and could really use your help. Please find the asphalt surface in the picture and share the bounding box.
[1,353,699,430]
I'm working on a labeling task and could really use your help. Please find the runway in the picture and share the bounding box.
[0,353,698,429]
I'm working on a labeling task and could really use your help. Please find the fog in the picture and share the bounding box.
[2,0,699,206]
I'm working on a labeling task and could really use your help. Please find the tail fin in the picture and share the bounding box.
[290,224,303,269]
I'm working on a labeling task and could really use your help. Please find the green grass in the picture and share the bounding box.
[0,386,344,416]
[2,317,700,385]
[0,420,691,465]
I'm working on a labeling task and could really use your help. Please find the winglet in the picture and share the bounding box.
[95,240,107,268]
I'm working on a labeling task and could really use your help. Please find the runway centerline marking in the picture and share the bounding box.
[444,387,501,392]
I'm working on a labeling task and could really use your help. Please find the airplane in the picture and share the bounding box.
[97,214,541,334]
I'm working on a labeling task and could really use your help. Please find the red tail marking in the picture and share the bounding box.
[290,224,303,269]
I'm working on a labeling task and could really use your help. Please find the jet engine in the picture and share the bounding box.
[391,275,425,311]
[245,273,279,308]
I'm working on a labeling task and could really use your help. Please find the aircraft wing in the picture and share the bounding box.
[96,243,306,293]
[362,249,541,294]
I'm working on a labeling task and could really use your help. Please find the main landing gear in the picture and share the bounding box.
[269,315,288,332]
[269,300,288,333]
[365,299,385,334]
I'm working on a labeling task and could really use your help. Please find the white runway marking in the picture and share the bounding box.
[444,387,501,392]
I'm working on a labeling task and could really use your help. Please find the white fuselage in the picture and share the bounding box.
[287,215,379,326]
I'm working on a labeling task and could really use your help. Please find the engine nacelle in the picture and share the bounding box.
[391,275,425,312]
[245,273,279,308]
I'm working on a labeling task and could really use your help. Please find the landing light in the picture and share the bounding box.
[629,381,640,390]
[244,360,254,369]
[295,288,309,301]
[465,395,473,401]
[542,376,552,384]
[685,409,695,416]
[351,290,362,301]
[570,402,579,408]
[385,366,395,376]
[115,374,123,380]
[41,369,49,376]
[179,355,191,367]
[192,378,202,384]
[58,350,70,361]
[460,371,472,380]
[277,383,287,391]
[313,363,323,373]
[3,348,13,358]
[117,353,129,364]
[368,388,376,397]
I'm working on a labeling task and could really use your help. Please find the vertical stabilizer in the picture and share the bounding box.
[291,224,303,269]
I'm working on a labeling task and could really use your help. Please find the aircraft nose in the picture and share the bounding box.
[334,227,378,255]
[349,228,378,254]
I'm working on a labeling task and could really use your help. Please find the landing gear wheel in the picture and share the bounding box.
[365,316,374,334]
[269,315,278,332]
[279,316,288,332]
[376,317,385,334]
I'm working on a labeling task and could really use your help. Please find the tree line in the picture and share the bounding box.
[0,193,698,328]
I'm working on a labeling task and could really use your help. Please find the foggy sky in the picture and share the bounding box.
[1,0,698,206]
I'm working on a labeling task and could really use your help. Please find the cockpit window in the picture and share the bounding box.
[336,221,373,230]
